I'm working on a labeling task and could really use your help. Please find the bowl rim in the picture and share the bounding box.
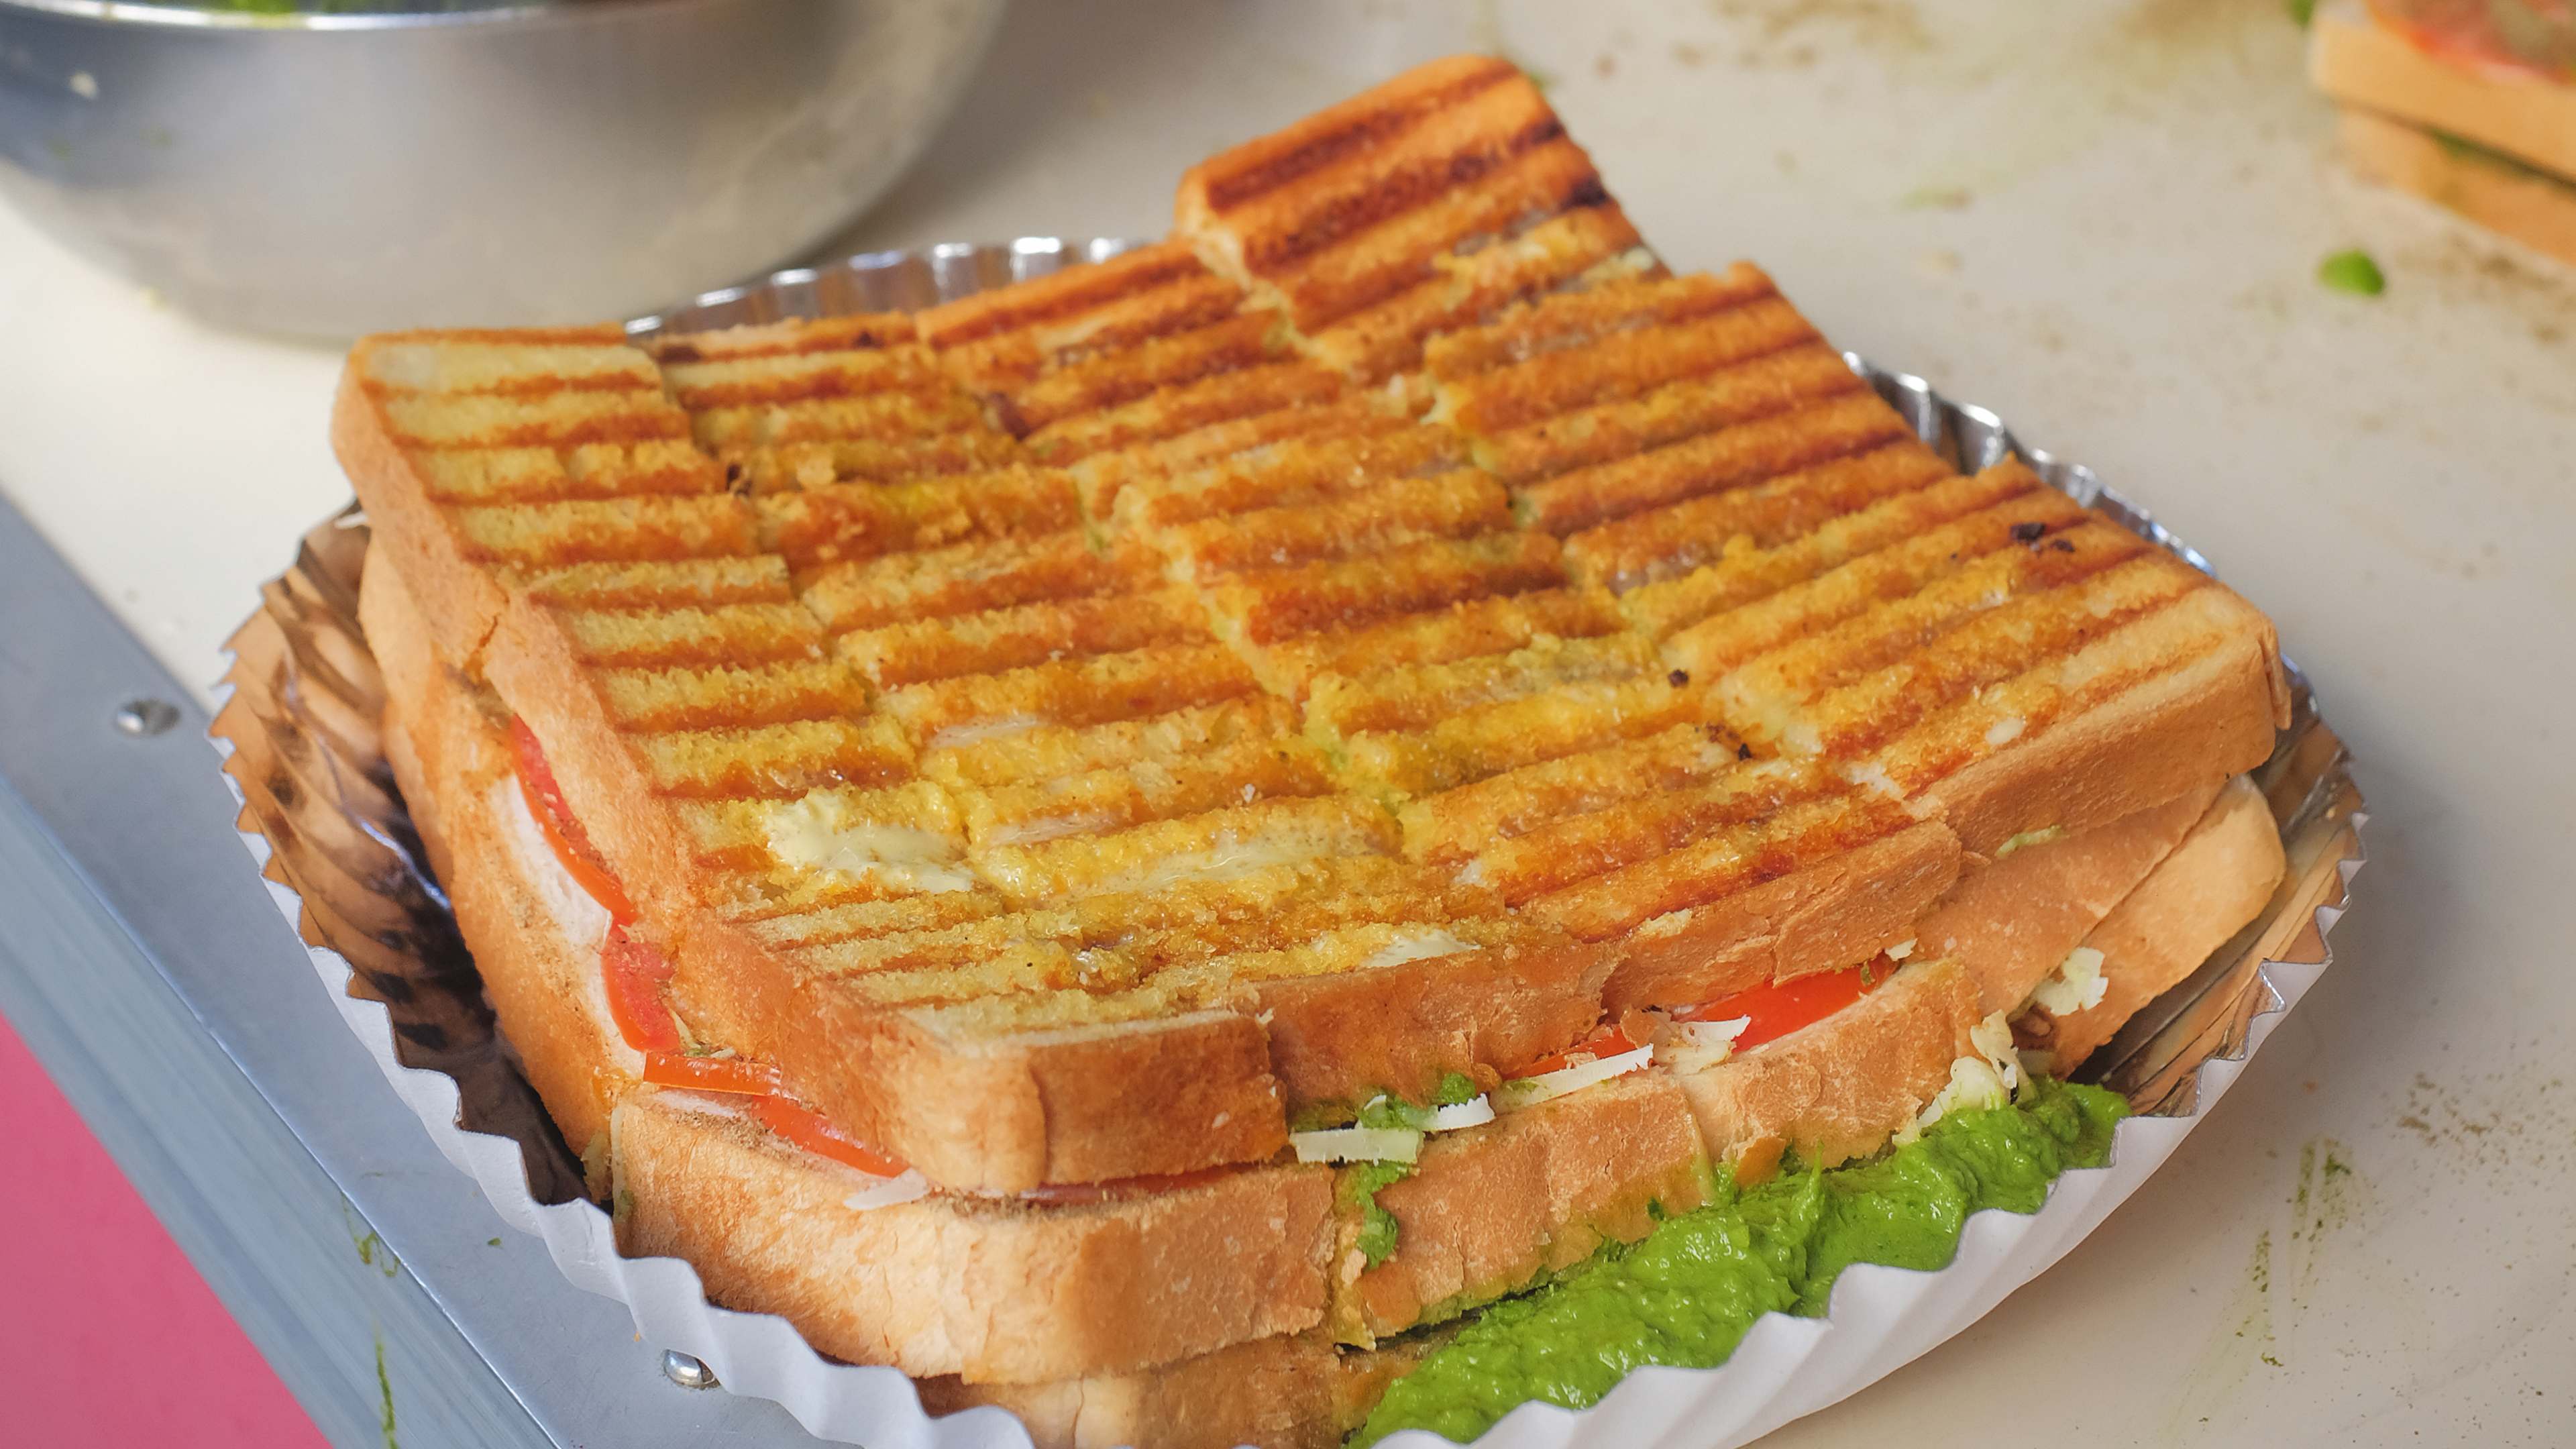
[0,0,699,32]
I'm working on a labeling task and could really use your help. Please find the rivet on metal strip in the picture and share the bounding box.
[661,1350,718,1390]
[114,698,179,737]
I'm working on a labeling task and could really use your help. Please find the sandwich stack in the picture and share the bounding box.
[327,56,2296,1448]
[2313,0,2576,268]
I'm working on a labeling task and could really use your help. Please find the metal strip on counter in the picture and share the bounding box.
[0,494,822,1448]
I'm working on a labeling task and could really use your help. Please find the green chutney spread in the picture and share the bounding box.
[1357,1077,2128,1446]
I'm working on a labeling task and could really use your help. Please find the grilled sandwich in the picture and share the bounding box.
[337,54,2292,1448]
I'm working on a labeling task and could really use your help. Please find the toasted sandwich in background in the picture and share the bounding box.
[2313,0,2576,266]
[333,54,2293,1449]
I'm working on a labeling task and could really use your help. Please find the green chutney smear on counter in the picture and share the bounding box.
[1356,1077,2128,1446]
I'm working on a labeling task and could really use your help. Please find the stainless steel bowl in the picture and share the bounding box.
[0,0,1006,337]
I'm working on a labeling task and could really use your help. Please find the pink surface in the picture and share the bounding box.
[0,1006,328,1449]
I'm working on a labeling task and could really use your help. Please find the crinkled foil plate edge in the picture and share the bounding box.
[210,239,2369,1449]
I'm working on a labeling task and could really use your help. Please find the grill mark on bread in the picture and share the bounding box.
[1438,296,1821,437]
[880,642,1264,739]
[1715,521,2155,749]
[1203,95,1566,276]
[1253,586,1625,698]
[796,532,1153,636]
[648,313,916,362]
[1246,134,1605,331]
[917,241,1220,351]
[384,390,692,449]
[1162,470,1514,582]
[1424,264,1784,380]
[661,350,961,411]
[1565,439,1955,592]
[1526,792,1917,940]
[841,588,1215,689]
[593,659,865,733]
[358,340,660,396]
[453,496,758,568]
[754,472,1081,571]
[1464,760,1839,904]
[1302,205,1648,382]
[1625,464,2047,640]
[637,719,916,799]
[718,432,1026,494]
[1022,360,1350,464]
[517,556,796,610]
[1010,313,1286,433]
[1397,724,1762,865]
[416,441,727,506]
[919,696,1301,788]
[1187,57,1523,214]
[1070,392,1419,515]
[1210,531,1566,644]
[690,391,991,451]
[1112,425,1466,531]
[1474,341,1868,490]
[555,602,825,669]
[1515,391,1914,536]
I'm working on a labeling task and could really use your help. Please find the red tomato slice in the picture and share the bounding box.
[1018,1165,1242,1206]
[643,1051,782,1097]
[1672,959,1888,1053]
[600,928,682,1053]
[1508,1026,1644,1081]
[510,719,637,924]
[2368,0,2575,78]
[753,1094,910,1179]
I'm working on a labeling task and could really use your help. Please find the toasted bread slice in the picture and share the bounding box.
[613,1093,1335,1385]
[917,239,1358,474]
[918,1328,1455,1449]
[342,330,1615,1194]
[2337,107,2576,268]
[1665,956,1983,1170]
[1911,777,2223,1016]
[1332,1073,1711,1348]
[378,551,1343,1383]
[1176,54,1658,383]
[2018,775,2286,1069]
[368,558,637,1173]
[612,1064,1696,1383]
[2310,1,2576,183]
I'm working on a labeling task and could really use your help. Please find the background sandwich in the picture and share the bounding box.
[2313,0,2576,266]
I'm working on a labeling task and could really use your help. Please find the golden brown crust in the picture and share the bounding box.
[474,568,1299,1195]
[1670,957,1981,1169]
[612,1093,1336,1385]
[1252,935,1613,1108]
[335,364,511,671]
[918,1330,1391,1449]
[1176,53,1644,370]
[1912,614,2288,859]
[2025,776,2286,1068]
[1604,819,1963,1014]
[1914,778,2221,1016]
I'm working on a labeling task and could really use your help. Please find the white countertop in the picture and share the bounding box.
[3,2,2569,1444]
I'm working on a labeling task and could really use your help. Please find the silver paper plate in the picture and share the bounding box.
[213,239,2368,1449]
